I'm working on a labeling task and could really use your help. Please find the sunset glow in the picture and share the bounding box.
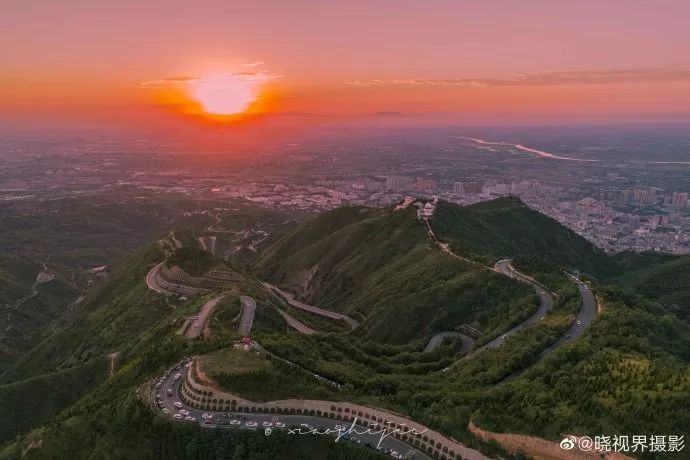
[2,0,690,128]
[188,75,258,116]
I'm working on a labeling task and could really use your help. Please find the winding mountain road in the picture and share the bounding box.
[184,296,225,339]
[262,282,360,330]
[276,309,316,335]
[237,295,256,336]
[145,262,170,295]
[545,275,596,349]
[424,215,600,373]
[423,332,475,354]
[152,362,435,459]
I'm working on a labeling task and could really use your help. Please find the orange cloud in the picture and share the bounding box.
[346,68,690,88]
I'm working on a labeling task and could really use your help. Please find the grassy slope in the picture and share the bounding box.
[0,358,107,444]
[433,197,617,277]
[203,348,339,402]
[0,244,175,443]
[0,256,79,373]
[165,246,220,276]
[0,244,169,384]
[613,252,690,321]
[258,204,537,344]
[471,287,690,439]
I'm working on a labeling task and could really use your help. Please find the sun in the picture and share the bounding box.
[188,74,258,116]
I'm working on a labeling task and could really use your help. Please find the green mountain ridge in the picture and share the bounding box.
[257,202,538,344]
[0,197,688,459]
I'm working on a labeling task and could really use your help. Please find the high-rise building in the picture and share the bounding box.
[628,214,641,230]
[453,182,465,194]
[464,182,483,195]
[385,175,415,192]
[671,192,688,210]
[618,190,632,206]
[414,178,437,192]
[633,189,649,206]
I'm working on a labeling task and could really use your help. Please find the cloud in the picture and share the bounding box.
[345,69,690,88]
[138,71,281,88]
[137,76,196,87]
[242,61,265,68]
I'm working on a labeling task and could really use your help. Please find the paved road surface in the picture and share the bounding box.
[237,295,256,336]
[546,276,596,349]
[184,296,225,339]
[442,260,554,371]
[146,262,169,294]
[276,309,316,335]
[423,332,475,354]
[499,276,597,382]
[263,282,360,329]
[480,260,554,351]
[153,363,432,460]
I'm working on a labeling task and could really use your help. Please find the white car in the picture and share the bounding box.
[179,409,189,416]
[173,413,182,420]
[173,402,183,409]
[184,416,194,421]
[245,421,258,427]
[230,419,241,425]
[390,451,403,459]
[275,422,285,428]
[162,408,170,414]
[577,320,582,325]
[262,421,273,427]
[335,424,346,430]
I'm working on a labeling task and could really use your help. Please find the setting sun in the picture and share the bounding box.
[187,74,259,116]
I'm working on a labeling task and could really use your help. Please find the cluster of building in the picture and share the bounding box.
[2,137,689,254]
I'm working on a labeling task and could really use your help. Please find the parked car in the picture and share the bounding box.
[245,421,258,427]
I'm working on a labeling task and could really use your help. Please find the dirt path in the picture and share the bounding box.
[469,421,633,460]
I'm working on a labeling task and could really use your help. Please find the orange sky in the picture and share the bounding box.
[2,1,690,128]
